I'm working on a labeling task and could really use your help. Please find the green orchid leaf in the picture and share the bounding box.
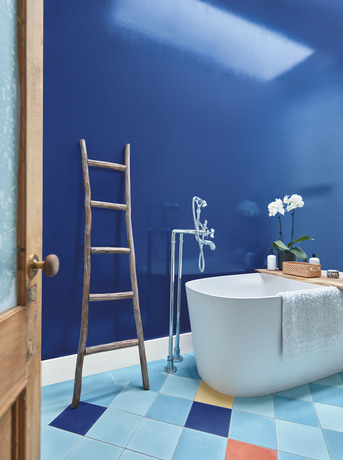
[287,235,313,247]
[290,246,308,262]
[272,240,289,252]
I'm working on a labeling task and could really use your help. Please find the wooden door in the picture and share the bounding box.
[0,0,44,458]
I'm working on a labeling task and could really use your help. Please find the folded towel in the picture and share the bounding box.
[280,286,343,360]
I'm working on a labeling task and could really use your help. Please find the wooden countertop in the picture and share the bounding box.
[256,269,343,290]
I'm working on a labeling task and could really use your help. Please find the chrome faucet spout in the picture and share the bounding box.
[202,239,216,250]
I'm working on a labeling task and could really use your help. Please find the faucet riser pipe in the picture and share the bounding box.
[164,232,177,374]
[174,233,184,362]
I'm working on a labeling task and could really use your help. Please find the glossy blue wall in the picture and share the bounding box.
[43,0,343,359]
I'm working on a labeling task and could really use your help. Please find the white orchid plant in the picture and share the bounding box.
[268,194,313,262]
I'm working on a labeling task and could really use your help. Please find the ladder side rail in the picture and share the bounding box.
[125,144,150,390]
[72,139,92,408]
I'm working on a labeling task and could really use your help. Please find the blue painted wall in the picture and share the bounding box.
[43,0,343,360]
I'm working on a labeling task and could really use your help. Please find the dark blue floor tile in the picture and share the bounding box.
[185,401,231,437]
[49,401,106,436]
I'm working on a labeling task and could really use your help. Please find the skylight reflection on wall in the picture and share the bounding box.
[111,0,314,81]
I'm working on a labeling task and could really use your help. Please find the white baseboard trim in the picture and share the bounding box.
[41,332,194,386]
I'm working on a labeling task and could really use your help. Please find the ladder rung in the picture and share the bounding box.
[91,200,127,211]
[88,159,126,172]
[89,291,134,302]
[85,338,139,355]
[91,247,131,255]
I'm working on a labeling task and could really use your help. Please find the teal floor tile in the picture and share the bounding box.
[233,394,274,417]
[339,372,343,382]
[110,386,157,415]
[41,397,71,425]
[110,365,142,385]
[277,452,313,460]
[312,373,343,387]
[172,427,227,460]
[147,358,167,375]
[146,393,192,426]
[86,408,142,447]
[323,428,343,460]
[128,372,167,392]
[173,353,196,369]
[274,384,312,401]
[176,364,201,380]
[82,383,124,407]
[41,380,75,404]
[81,372,115,392]
[127,418,182,460]
[229,410,276,449]
[275,419,329,460]
[120,450,157,460]
[274,395,319,426]
[66,436,123,459]
[160,375,201,400]
[41,426,82,460]
[315,402,343,432]
[309,382,343,407]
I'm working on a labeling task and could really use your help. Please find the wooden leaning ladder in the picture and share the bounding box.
[71,139,149,409]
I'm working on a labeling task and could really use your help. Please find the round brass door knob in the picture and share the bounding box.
[28,254,60,279]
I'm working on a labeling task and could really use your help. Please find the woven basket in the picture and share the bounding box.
[282,261,321,278]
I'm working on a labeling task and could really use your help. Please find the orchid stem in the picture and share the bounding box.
[278,213,283,241]
[291,210,295,248]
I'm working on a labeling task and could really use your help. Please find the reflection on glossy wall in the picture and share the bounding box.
[0,0,18,314]
[43,0,343,359]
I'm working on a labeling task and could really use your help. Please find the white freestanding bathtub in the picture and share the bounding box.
[186,272,343,396]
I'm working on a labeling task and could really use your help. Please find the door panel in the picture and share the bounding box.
[0,308,26,419]
[0,0,18,315]
[0,0,43,458]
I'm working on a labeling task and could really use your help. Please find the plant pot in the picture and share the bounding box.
[278,252,297,271]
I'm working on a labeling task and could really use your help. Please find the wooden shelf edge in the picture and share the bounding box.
[256,268,343,290]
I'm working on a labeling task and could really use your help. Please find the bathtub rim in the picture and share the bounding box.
[185,272,323,301]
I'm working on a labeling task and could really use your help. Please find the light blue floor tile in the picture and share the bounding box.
[323,429,343,460]
[86,408,142,447]
[42,380,74,404]
[41,397,71,425]
[229,410,276,449]
[172,427,227,460]
[128,372,167,392]
[146,393,192,426]
[274,384,312,402]
[274,395,319,427]
[315,403,343,432]
[312,373,343,387]
[82,383,124,407]
[110,365,142,385]
[275,419,329,460]
[233,394,274,417]
[41,426,82,460]
[81,371,117,395]
[110,386,157,415]
[127,418,182,460]
[66,436,123,459]
[160,375,201,400]
[309,383,343,407]
[120,450,157,460]
[278,452,313,460]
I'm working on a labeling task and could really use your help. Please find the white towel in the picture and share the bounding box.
[280,286,343,360]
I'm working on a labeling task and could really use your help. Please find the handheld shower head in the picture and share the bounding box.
[193,196,207,208]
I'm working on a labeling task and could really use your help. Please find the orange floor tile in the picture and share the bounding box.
[225,439,278,460]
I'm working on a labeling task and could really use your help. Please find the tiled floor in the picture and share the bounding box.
[41,354,343,459]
